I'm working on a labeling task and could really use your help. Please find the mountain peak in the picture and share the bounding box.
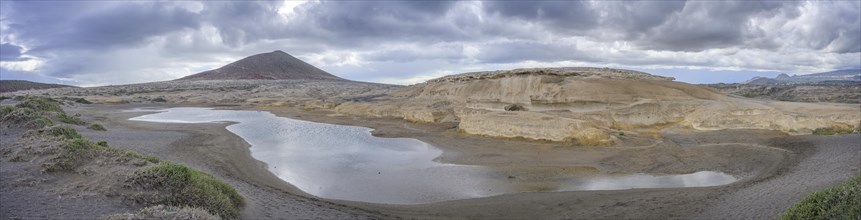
[177,50,344,81]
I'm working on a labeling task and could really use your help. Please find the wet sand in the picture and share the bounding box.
[65,103,861,219]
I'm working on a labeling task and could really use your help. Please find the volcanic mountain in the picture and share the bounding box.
[177,50,344,81]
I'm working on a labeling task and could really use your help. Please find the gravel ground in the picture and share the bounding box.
[695,134,861,219]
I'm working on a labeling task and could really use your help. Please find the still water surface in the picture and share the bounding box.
[130,107,737,204]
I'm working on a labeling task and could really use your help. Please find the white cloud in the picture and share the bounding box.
[377,70,454,85]
[0,58,43,72]
[278,0,310,18]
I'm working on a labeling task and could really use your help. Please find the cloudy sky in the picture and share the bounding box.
[0,1,859,86]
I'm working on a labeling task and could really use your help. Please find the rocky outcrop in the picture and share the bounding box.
[427,67,675,83]
[457,108,611,145]
[335,67,861,144]
[683,101,861,134]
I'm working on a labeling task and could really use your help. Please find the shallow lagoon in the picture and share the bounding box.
[130,107,737,204]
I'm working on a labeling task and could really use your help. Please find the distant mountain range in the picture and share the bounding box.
[0,80,76,93]
[745,69,861,85]
[707,69,860,103]
[177,50,344,81]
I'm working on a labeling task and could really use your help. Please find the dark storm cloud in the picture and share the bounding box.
[798,1,861,53]
[483,1,598,31]
[591,1,687,39]
[4,1,201,53]
[198,1,284,47]
[280,0,859,53]
[0,43,26,61]
[0,0,859,85]
[637,1,794,52]
[474,41,593,64]
[281,1,471,47]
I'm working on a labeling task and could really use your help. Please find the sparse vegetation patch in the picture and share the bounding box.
[2,96,240,219]
[1,97,73,129]
[780,174,861,220]
[812,127,860,135]
[46,125,82,139]
[58,113,86,125]
[1,105,18,118]
[102,205,219,220]
[2,107,54,128]
[40,129,160,172]
[65,97,92,104]
[15,97,64,113]
[87,123,107,131]
[130,162,243,219]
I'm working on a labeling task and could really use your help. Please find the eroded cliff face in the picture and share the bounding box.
[334,68,860,144]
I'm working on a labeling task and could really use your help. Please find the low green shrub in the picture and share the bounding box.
[31,116,54,128]
[65,137,104,151]
[2,107,54,128]
[87,123,107,131]
[46,126,82,139]
[132,162,243,219]
[69,97,92,104]
[780,174,861,220]
[58,113,86,125]
[3,107,38,122]
[15,97,64,113]
[68,138,158,163]
[813,127,860,135]
[0,105,15,118]
[43,137,102,172]
[46,137,160,171]
[123,151,161,164]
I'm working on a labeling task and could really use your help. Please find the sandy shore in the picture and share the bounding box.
[58,103,861,219]
[67,104,386,219]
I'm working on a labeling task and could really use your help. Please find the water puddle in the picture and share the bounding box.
[130,107,737,204]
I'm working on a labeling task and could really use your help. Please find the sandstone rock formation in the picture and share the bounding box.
[335,67,861,145]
